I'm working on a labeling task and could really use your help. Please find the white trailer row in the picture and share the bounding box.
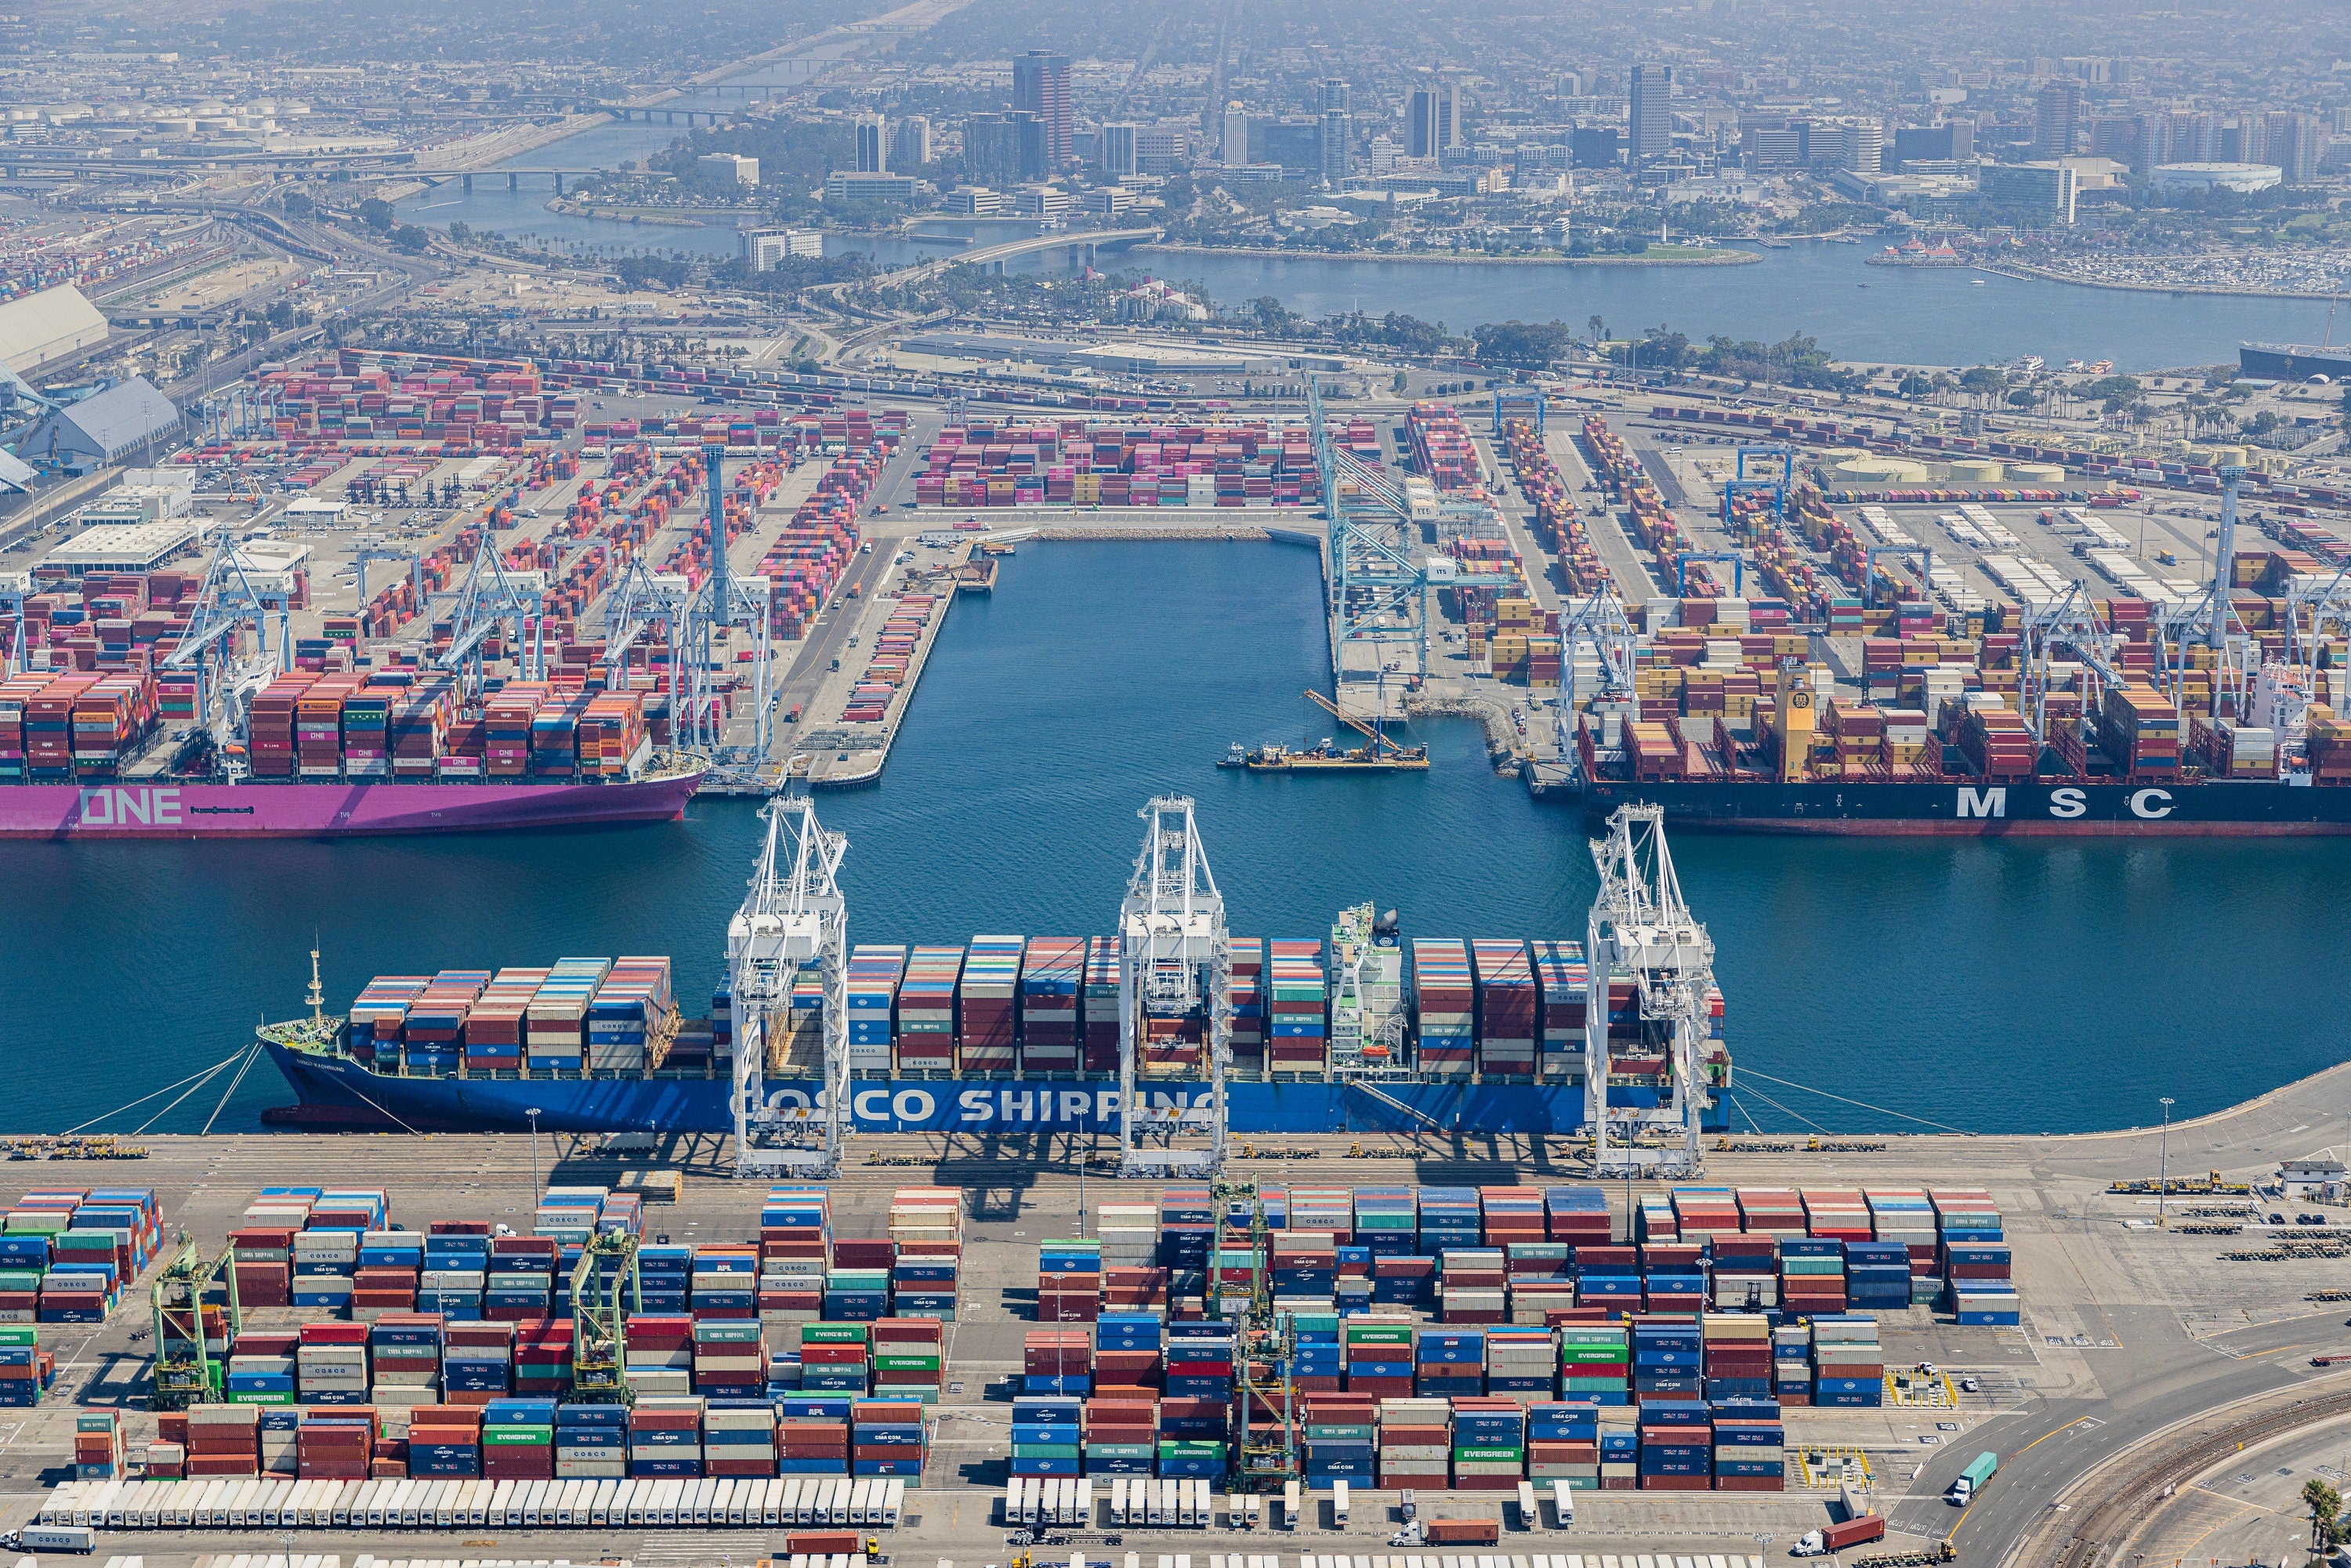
[37,1476,904,1533]
[1008,1476,1261,1530]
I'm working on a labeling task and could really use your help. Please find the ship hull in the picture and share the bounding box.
[261,1044,1624,1136]
[0,770,704,839]
[1581,777,2351,835]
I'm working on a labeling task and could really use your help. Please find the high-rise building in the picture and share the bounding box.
[1012,50,1073,164]
[965,111,1047,185]
[2034,78,2081,158]
[1100,121,1139,178]
[1981,161,2077,224]
[1320,108,1353,182]
[1260,117,1322,174]
[1317,78,1351,114]
[1570,125,1620,168]
[855,114,887,174]
[2261,111,2323,185]
[1405,83,1458,159]
[1628,63,1673,165]
[2160,110,2218,164]
[1222,103,1257,167]
[1890,121,1972,169]
[1135,125,1190,175]
[1742,121,1802,172]
[1839,118,1882,176]
[891,115,933,168]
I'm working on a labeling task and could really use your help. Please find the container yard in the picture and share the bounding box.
[0,1083,2342,1568]
[910,416,1322,510]
[1476,395,2351,831]
[0,346,954,828]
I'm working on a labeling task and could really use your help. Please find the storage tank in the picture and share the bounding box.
[2211,444,2251,469]
[1943,458,2004,483]
[2007,462,2067,483]
[1834,455,1933,485]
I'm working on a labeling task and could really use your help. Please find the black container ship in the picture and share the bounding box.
[1567,664,2351,837]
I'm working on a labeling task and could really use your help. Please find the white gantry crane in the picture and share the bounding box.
[683,442,777,777]
[1585,803,1717,1178]
[1309,376,1518,708]
[1555,585,1642,780]
[161,532,295,771]
[729,795,849,1179]
[437,543,548,691]
[1116,794,1232,1178]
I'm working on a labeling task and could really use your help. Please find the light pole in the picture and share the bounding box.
[279,1529,295,1568]
[2158,1097,2176,1228]
[526,1107,544,1196]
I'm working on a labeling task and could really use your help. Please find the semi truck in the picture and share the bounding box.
[1949,1451,1999,1505]
[1794,1515,1888,1555]
[5,1525,96,1554]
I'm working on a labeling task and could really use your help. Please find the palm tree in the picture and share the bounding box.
[1588,313,1606,347]
[2303,1477,2339,1550]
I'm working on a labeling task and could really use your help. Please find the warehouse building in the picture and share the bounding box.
[0,284,108,378]
[15,377,183,473]
[41,518,205,576]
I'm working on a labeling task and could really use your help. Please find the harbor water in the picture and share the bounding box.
[5,541,2348,1137]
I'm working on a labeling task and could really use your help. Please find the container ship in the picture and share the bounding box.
[0,666,705,838]
[1569,632,2351,836]
[258,918,1730,1137]
[1515,414,2351,836]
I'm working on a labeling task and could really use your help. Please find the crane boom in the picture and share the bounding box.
[1302,687,1403,755]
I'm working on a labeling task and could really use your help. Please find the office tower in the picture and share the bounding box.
[892,115,933,168]
[2034,77,2081,158]
[1317,78,1350,114]
[1628,63,1673,165]
[1012,50,1073,163]
[1101,121,1138,178]
[1841,118,1882,175]
[1223,103,1255,166]
[1320,108,1353,182]
[855,114,886,174]
[965,111,1047,185]
[1406,84,1458,158]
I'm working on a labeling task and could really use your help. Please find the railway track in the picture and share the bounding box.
[2045,1386,2351,1568]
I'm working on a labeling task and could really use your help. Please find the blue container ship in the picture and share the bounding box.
[254,925,1733,1138]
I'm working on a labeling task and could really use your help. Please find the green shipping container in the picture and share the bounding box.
[801,1324,871,1344]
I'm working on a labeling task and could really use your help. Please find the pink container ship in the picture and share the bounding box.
[0,765,704,840]
[0,662,708,840]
